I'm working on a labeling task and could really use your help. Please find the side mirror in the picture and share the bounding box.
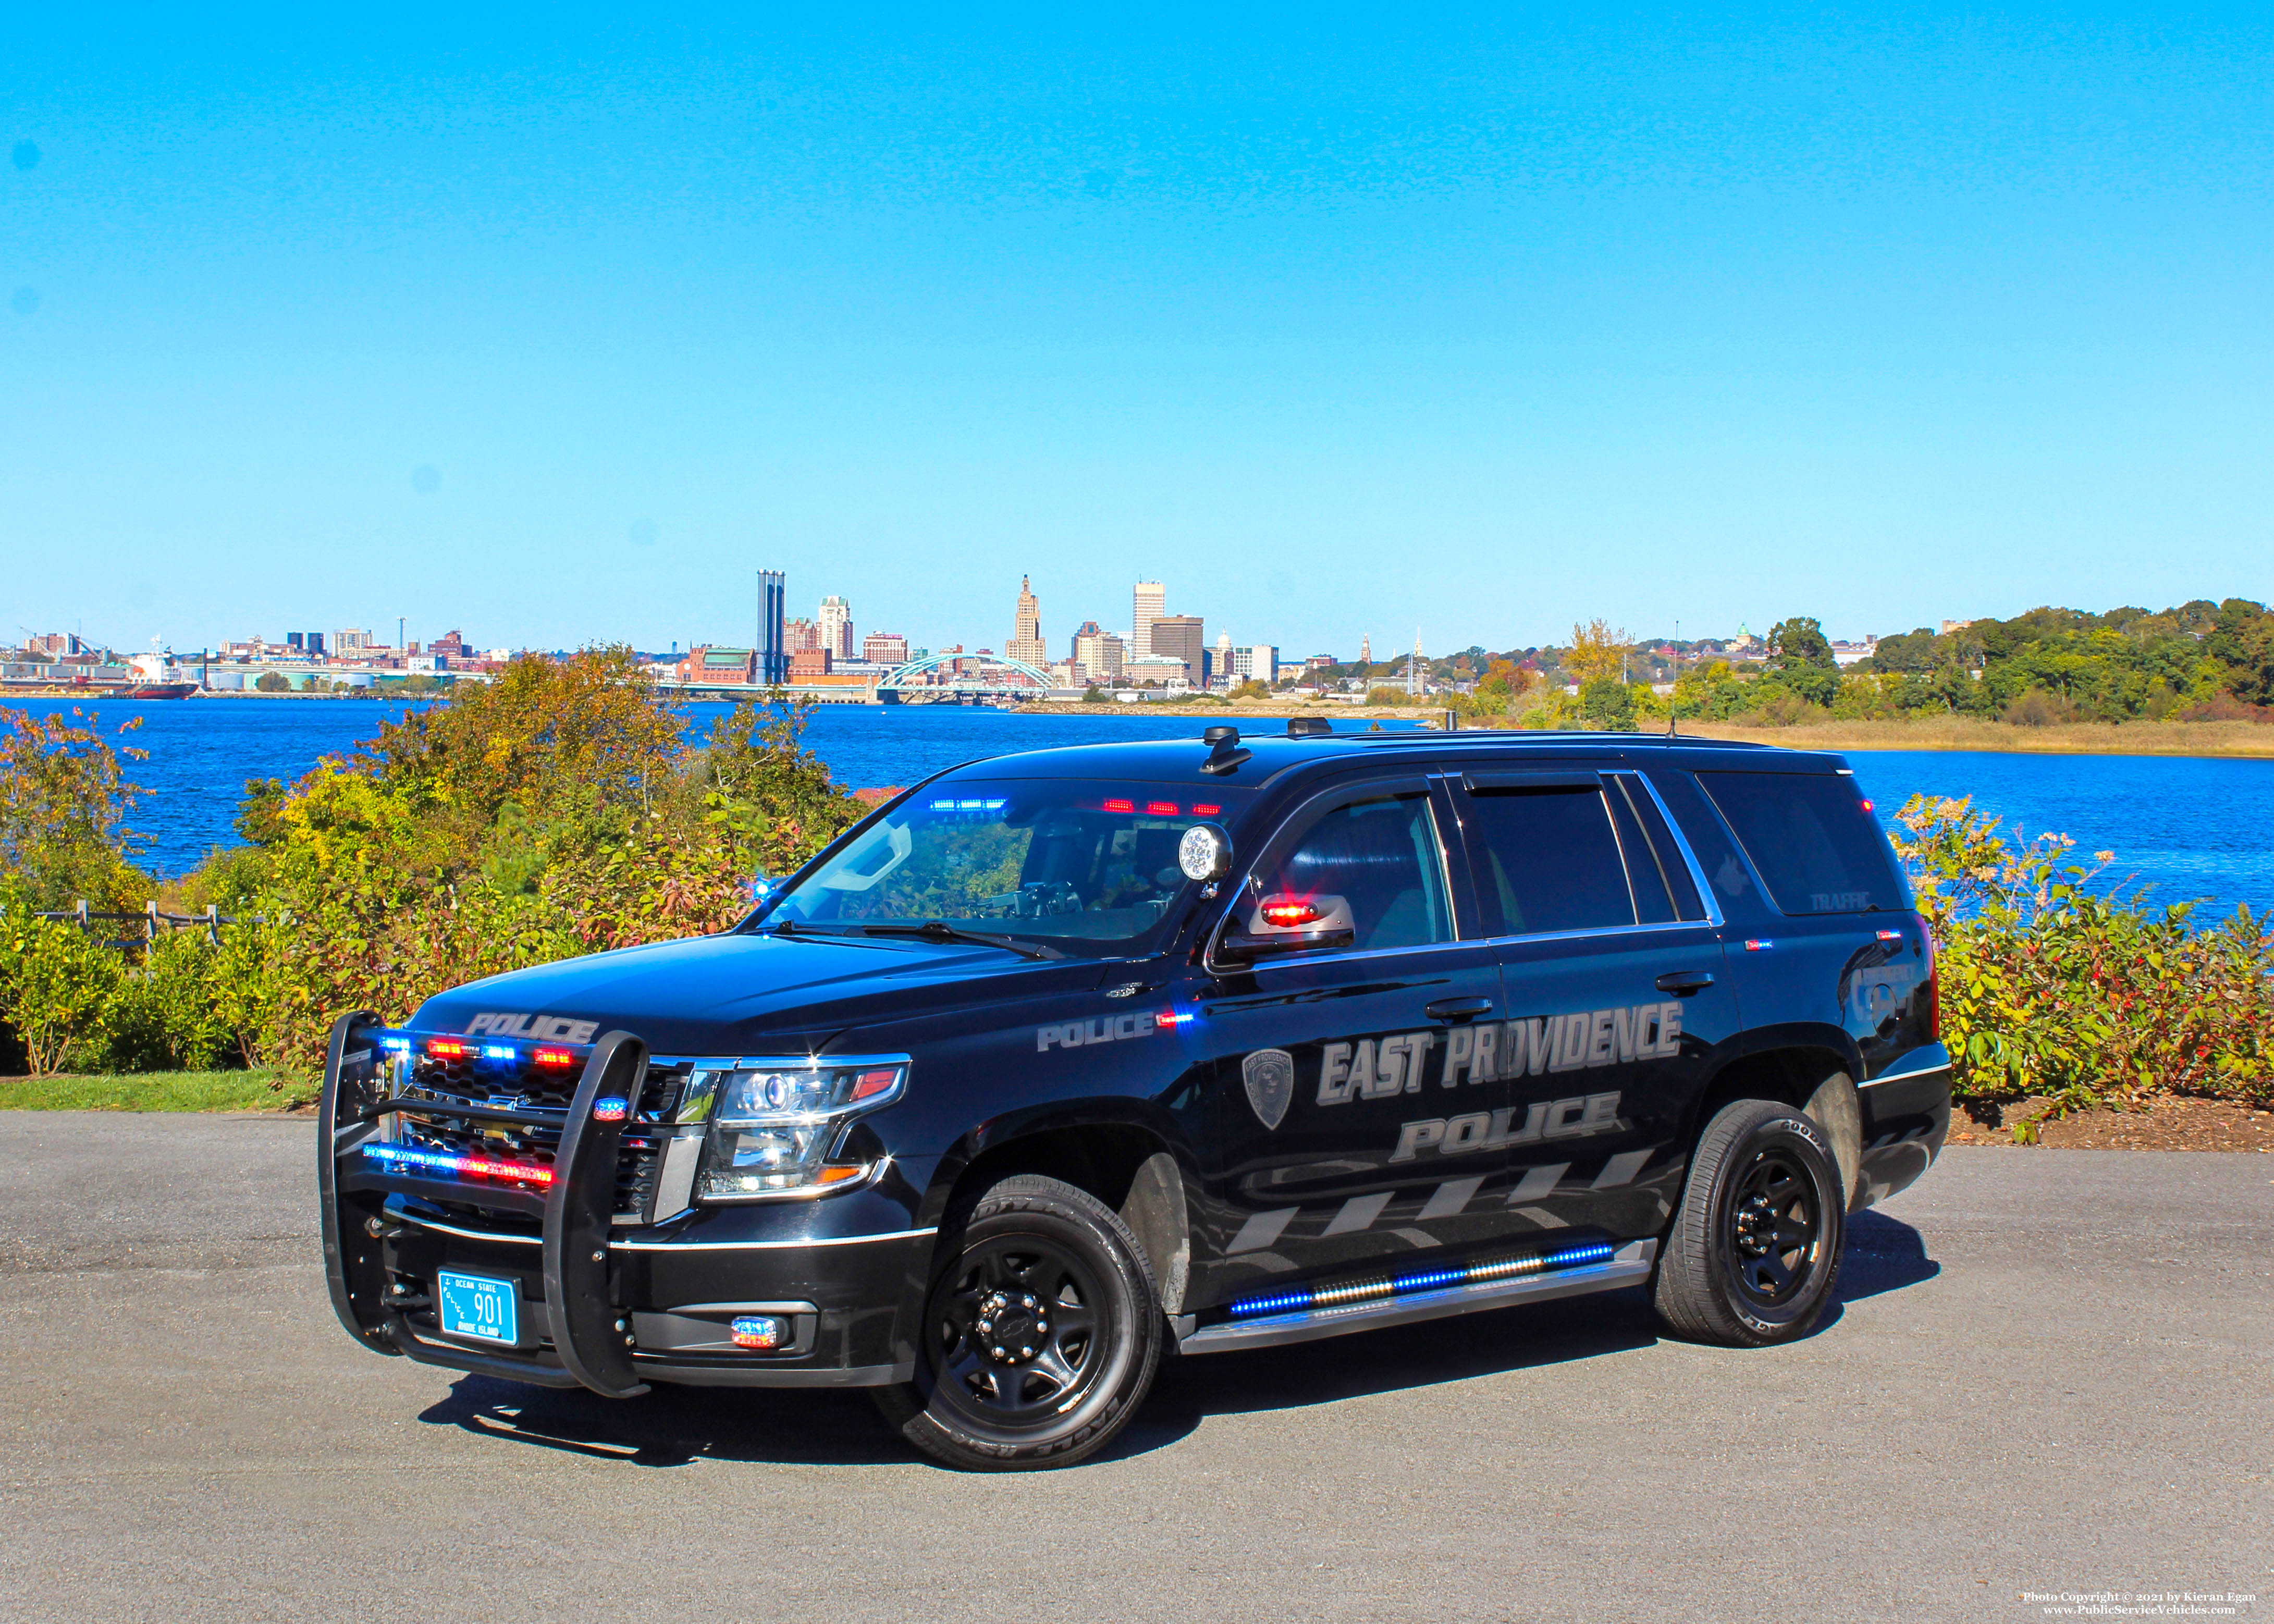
[1215,925,1357,965]
[1213,891,1356,965]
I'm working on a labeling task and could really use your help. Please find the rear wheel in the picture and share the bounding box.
[1654,1099,1845,1347]
[874,1174,1161,1470]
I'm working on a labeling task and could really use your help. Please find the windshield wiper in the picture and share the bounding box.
[858,921,1066,960]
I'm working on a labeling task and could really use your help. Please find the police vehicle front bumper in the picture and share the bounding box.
[317,1015,931,1395]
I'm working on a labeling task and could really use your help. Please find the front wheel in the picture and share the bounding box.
[874,1174,1161,1470]
[1654,1099,1845,1347]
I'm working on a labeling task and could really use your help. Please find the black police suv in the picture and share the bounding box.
[319,724,1951,1470]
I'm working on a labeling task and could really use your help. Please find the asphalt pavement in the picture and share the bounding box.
[1,1112,2267,1623]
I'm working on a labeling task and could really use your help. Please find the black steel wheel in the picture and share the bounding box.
[874,1174,1161,1470]
[1653,1098,1845,1347]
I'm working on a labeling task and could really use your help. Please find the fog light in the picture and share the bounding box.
[730,1315,786,1350]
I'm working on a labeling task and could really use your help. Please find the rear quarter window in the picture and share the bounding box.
[1694,770,1910,916]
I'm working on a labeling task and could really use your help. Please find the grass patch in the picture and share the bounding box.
[0,1069,316,1112]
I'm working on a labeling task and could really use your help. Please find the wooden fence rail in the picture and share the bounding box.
[34,901,237,948]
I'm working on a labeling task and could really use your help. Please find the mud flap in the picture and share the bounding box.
[317,1010,398,1356]
[542,1030,653,1399]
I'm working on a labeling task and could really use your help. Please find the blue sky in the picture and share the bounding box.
[4,4,2270,659]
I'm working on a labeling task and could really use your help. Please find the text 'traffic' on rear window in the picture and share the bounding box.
[1694,771,1909,916]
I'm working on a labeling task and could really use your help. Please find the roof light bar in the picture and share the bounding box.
[1224,1240,1617,1322]
[361,1142,554,1187]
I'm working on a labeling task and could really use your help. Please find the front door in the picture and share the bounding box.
[1186,776,1505,1310]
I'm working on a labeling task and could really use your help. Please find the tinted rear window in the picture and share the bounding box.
[1695,771,1909,916]
[1464,784,1636,936]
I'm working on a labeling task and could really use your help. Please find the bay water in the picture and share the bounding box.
[19,697,2272,918]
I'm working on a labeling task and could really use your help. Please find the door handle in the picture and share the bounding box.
[1425,996,1495,1022]
[1655,970,1716,996]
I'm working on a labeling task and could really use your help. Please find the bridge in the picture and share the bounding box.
[878,650,1058,698]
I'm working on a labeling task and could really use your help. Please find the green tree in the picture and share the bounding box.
[255,672,292,693]
[0,709,151,912]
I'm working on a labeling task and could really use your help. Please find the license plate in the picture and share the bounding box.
[436,1270,520,1345]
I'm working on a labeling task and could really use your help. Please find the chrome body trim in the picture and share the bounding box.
[1862,1041,1953,1087]
[384,1200,937,1252]
[609,1226,939,1252]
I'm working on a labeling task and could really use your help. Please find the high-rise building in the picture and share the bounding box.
[864,631,909,667]
[333,629,371,654]
[1229,645,1280,684]
[1008,575,1047,669]
[1072,622,1123,682]
[1133,581,1165,664]
[1150,614,1205,687]
[755,569,787,683]
[818,595,853,660]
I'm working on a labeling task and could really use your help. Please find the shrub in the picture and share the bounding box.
[0,893,124,1074]
[2001,687,2076,727]
[100,931,238,1072]
[1893,795,2274,1114]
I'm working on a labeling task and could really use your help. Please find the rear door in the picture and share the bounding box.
[1187,775,1507,1305]
[1687,767,1926,1078]
[1448,767,1738,1244]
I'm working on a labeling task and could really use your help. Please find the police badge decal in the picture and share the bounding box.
[1242,1049,1296,1131]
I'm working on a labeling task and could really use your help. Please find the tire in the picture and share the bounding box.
[874,1174,1162,1471]
[1654,1099,1846,1348]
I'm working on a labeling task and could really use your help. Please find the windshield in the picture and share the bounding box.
[755,780,1250,953]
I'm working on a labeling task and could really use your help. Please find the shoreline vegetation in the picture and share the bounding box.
[1029,702,2274,757]
[2,647,2270,1134]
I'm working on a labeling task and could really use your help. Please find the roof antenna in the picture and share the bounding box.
[1666,619,1680,740]
[1200,724,1251,776]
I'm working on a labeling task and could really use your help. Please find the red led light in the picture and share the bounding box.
[532,1045,576,1067]
[1261,901,1320,928]
[1103,798,1135,813]
[1147,801,1179,816]
[849,1067,900,1101]
[1192,804,1221,815]
[426,1038,471,1059]
[1859,798,1875,812]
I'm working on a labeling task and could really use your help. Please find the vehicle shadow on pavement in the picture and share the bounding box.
[416,1377,909,1469]
[1106,1212,1944,1462]
[1835,1210,1940,1303]
[413,1215,1940,1471]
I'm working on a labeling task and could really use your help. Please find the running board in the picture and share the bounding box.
[1176,1238,1658,1356]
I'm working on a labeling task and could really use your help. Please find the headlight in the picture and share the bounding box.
[692,1056,908,1202]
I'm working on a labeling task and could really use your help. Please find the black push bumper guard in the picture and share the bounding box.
[318,1011,656,1399]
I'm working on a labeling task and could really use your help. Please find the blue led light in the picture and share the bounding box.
[481,1044,515,1060]
[982,798,1006,809]
[592,1097,629,1122]
[379,1037,410,1053]
[1391,1266,1466,1294]
[1545,1241,1616,1269]
[1228,1288,1316,1321]
[929,798,956,810]
[1226,1240,1618,1323]
[362,1142,554,1186]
